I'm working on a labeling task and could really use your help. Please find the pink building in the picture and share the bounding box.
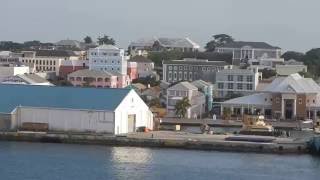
[68,69,130,88]
[127,62,138,80]
[59,59,88,78]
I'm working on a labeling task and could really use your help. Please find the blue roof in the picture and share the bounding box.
[0,84,132,113]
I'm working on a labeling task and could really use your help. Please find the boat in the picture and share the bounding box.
[239,115,275,136]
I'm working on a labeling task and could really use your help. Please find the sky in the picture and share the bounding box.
[1,0,319,52]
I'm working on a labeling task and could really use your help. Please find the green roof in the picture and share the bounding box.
[0,84,131,113]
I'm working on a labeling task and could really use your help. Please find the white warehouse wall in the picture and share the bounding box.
[16,107,115,133]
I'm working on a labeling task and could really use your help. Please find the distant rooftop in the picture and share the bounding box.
[163,58,228,66]
[35,50,76,57]
[218,41,280,50]
[168,81,198,91]
[68,69,115,78]
[130,37,200,49]
[128,56,153,63]
[94,44,120,50]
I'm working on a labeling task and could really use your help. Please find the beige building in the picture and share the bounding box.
[221,74,320,121]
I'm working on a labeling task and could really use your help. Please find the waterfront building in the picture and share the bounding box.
[88,45,127,75]
[129,37,200,54]
[68,69,130,88]
[162,58,230,84]
[166,81,206,118]
[0,84,153,134]
[0,65,30,82]
[128,56,156,78]
[191,80,213,112]
[215,68,260,98]
[215,41,282,65]
[220,74,320,121]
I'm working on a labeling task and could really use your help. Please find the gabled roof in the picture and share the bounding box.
[68,69,115,78]
[221,93,272,106]
[0,84,131,113]
[262,73,320,94]
[168,81,198,91]
[55,40,81,48]
[128,56,153,63]
[218,41,280,50]
[191,80,212,88]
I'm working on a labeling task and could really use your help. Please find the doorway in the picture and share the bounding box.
[285,99,294,120]
[127,114,136,133]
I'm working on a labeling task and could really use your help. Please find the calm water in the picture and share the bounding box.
[0,142,319,180]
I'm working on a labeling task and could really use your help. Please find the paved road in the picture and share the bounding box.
[160,118,313,129]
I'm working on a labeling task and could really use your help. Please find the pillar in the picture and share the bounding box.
[314,110,317,121]
[281,98,285,119]
[220,105,224,116]
[241,106,244,115]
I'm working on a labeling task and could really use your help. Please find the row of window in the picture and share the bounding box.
[168,65,222,72]
[168,90,188,97]
[218,83,253,90]
[168,71,197,81]
[36,66,55,71]
[69,77,112,82]
[90,52,119,56]
[22,59,56,66]
[227,75,253,82]
[264,98,317,104]
[99,67,120,71]
[93,60,121,64]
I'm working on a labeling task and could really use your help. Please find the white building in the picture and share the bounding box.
[0,84,153,134]
[248,57,284,70]
[166,82,206,119]
[0,66,30,82]
[216,68,260,98]
[88,45,127,75]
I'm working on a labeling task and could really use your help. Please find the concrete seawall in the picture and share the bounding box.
[0,131,308,154]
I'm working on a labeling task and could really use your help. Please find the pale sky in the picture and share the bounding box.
[1,0,319,52]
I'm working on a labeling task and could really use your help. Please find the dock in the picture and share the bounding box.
[0,131,308,154]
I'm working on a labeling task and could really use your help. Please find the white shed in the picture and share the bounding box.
[0,84,153,134]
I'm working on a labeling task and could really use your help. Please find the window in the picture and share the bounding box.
[184,66,188,70]
[179,66,183,70]
[169,66,172,70]
[238,75,243,82]
[189,72,192,80]
[169,90,175,96]
[174,72,177,79]
[218,83,224,89]
[237,83,243,90]
[168,72,172,79]
[174,66,177,70]
[207,67,210,71]
[184,72,187,80]
[247,84,253,90]
[179,72,182,80]
[105,78,110,82]
[202,67,206,71]
[247,76,253,82]
[276,97,280,104]
[189,66,193,71]
[228,75,234,81]
[298,98,302,104]
[228,83,233,89]
[313,100,316,104]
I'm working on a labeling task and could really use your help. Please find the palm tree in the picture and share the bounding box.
[175,97,191,118]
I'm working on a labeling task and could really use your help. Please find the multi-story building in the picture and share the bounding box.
[20,50,80,76]
[88,45,127,75]
[215,41,282,65]
[162,58,230,84]
[191,80,213,112]
[68,69,130,88]
[166,81,206,119]
[248,58,284,70]
[221,73,320,121]
[129,37,200,54]
[275,59,307,76]
[128,56,156,78]
[216,68,260,98]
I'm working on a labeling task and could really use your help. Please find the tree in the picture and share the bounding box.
[175,97,191,118]
[84,36,93,44]
[222,107,232,120]
[261,68,277,79]
[205,34,234,52]
[281,51,304,61]
[97,35,115,45]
